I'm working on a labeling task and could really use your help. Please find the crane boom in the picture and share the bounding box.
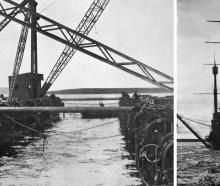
[0,0,173,92]
[0,0,28,32]
[8,12,30,102]
[41,0,110,96]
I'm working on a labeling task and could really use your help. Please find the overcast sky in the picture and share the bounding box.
[178,0,220,121]
[0,0,173,90]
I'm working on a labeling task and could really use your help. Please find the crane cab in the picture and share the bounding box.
[8,72,43,101]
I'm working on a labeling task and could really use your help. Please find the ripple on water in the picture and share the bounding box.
[0,115,142,186]
[178,142,220,185]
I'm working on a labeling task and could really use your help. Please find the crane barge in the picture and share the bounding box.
[0,0,173,185]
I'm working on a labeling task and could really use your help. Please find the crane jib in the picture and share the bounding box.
[0,0,173,93]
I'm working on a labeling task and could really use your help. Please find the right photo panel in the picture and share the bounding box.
[178,0,220,185]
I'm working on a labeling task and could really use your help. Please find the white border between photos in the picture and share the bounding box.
[174,0,177,185]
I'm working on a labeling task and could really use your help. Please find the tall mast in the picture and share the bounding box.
[213,52,218,113]
[30,0,38,74]
[205,42,219,113]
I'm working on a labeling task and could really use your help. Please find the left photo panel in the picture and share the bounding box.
[0,0,174,185]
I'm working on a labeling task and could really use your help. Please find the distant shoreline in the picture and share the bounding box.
[0,87,171,95]
[48,88,170,95]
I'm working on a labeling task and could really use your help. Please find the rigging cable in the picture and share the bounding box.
[39,0,60,13]
[2,113,48,155]
[179,116,210,123]
[1,114,121,155]
[179,115,211,127]
[52,119,118,135]
[2,113,119,138]
[82,134,122,140]
[2,113,44,134]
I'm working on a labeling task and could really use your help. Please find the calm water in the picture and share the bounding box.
[0,97,143,186]
[0,93,172,186]
[0,115,143,186]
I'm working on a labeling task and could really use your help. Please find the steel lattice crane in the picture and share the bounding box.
[0,0,173,100]
[2,0,109,101]
[41,0,110,96]
[0,0,28,32]
[8,12,30,102]
[1,0,31,102]
[5,0,38,102]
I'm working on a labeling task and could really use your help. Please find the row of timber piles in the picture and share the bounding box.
[0,94,64,147]
[119,92,173,185]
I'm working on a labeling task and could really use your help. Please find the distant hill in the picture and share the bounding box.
[0,87,8,94]
[48,88,170,94]
[0,87,171,95]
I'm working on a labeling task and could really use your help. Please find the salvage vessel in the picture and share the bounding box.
[0,72,64,147]
[119,92,173,185]
[0,1,174,185]
[178,52,220,150]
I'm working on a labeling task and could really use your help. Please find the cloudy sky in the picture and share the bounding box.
[178,0,220,124]
[0,0,173,90]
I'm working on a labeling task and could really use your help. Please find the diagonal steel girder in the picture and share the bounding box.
[41,0,110,96]
[0,0,173,92]
[8,11,30,102]
[0,0,28,32]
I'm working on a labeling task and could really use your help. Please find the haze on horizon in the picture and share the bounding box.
[0,0,173,91]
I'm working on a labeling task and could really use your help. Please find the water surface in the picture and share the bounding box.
[0,114,143,186]
[178,142,220,185]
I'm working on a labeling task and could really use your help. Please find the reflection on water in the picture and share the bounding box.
[0,114,143,186]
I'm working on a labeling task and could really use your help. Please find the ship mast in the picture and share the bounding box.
[205,42,220,114]
[213,51,218,113]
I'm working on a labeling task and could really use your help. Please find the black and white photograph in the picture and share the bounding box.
[178,0,220,185]
[0,0,173,186]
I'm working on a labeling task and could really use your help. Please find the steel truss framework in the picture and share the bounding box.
[8,13,30,102]
[2,0,109,100]
[0,0,173,93]
[0,0,30,102]
[42,0,111,96]
[0,0,28,31]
